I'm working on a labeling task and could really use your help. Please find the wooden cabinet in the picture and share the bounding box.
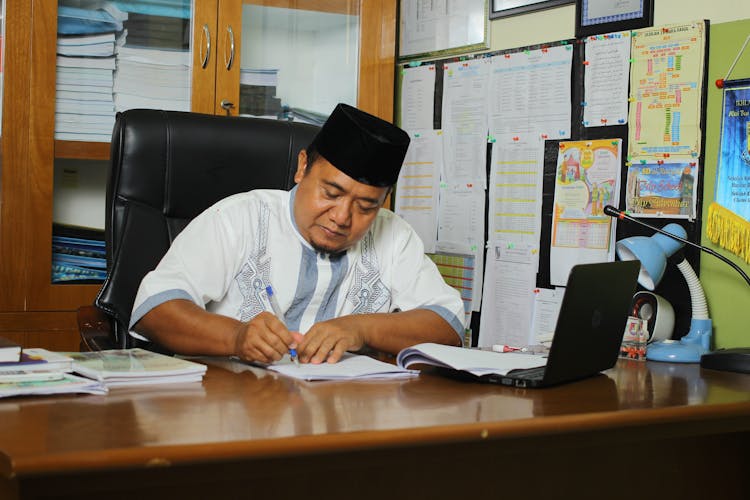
[0,0,396,349]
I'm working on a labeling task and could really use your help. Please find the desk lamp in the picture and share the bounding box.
[604,205,750,368]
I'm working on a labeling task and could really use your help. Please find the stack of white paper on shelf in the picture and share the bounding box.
[240,68,279,87]
[65,348,207,387]
[113,46,190,112]
[55,33,118,142]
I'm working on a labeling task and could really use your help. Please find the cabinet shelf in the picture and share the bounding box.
[55,140,110,161]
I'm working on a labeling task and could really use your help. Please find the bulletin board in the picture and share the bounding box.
[396,21,710,344]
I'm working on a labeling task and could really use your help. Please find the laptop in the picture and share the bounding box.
[483,260,640,388]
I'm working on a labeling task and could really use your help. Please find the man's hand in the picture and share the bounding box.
[233,311,303,364]
[296,316,366,364]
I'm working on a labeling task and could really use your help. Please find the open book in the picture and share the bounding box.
[396,343,547,378]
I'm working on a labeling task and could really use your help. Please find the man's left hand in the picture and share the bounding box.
[296,316,366,364]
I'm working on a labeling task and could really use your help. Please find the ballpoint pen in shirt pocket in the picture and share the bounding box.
[265,284,299,366]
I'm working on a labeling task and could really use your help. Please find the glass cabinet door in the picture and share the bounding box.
[238,0,360,124]
[222,0,397,121]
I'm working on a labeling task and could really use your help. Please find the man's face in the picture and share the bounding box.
[293,150,389,254]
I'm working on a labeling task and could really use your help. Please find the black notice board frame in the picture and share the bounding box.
[397,23,710,344]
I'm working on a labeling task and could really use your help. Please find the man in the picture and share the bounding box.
[130,103,464,364]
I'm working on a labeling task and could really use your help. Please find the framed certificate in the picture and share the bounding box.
[490,0,573,20]
[575,0,654,37]
[399,0,489,60]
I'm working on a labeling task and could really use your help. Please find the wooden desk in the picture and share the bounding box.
[1,358,748,499]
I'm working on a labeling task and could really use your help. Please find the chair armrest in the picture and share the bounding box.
[77,305,118,351]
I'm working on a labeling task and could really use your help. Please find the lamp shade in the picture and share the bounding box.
[615,223,687,290]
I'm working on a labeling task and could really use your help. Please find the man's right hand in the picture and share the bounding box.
[133,299,302,362]
[233,311,301,364]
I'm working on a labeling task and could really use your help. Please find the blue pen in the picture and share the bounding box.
[265,284,299,366]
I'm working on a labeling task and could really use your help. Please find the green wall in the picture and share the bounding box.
[701,19,750,349]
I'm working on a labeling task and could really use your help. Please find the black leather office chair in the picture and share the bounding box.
[78,109,320,351]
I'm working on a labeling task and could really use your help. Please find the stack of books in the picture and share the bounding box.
[0,348,108,398]
[65,348,207,388]
[55,5,127,142]
[52,224,106,283]
[0,347,208,398]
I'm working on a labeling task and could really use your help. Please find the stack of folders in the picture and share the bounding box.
[0,348,108,398]
[63,349,207,388]
[52,224,106,283]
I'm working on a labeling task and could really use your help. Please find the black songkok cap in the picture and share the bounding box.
[311,103,410,187]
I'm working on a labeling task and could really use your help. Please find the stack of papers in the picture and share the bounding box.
[65,348,207,387]
[264,353,418,381]
[113,46,190,112]
[396,343,547,377]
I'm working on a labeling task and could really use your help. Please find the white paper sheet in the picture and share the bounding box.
[478,245,537,348]
[441,58,490,186]
[531,287,564,344]
[583,32,631,127]
[400,64,436,131]
[488,44,573,140]
[436,183,486,311]
[395,130,442,252]
[488,134,545,248]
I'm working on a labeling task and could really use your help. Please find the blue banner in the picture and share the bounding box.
[715,78,750,222]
